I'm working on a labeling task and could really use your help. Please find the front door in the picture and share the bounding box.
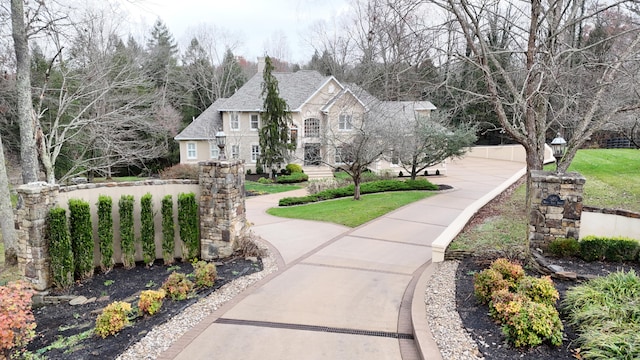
[304,143,321,166]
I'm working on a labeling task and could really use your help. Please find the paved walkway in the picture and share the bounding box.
[158,157,525,360]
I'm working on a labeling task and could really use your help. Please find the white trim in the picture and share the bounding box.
[230,113,240,131]
[338,113,353,131]
[186,142,197,159]
[209,142,220,159]
[250,144,260,163]
[231,144,240,159]
[250,114,260,131]
[321,88,368,114]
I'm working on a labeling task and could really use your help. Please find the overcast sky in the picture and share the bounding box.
[118,0,350,64]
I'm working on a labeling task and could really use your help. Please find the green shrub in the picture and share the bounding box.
[246,169,252,175]
[161,272,194,300]
[278,179,438,206]
[47,207,74,288]
[285,163,303,174]
[579,236,639,262]
[97,195,114,272]
[563,270,640,359]
[257,177,273,184]
[0,281,36,356]
[192,260,217,288]
[500,299,563,347]
[161,195,175,265]
[138,289,166,316]
[94,301,132,338]
[119,195,135,269]
[548,237,580,258]
[68,199,94,280]
[275,172,308,183]
[178,193,199,261]
[140,193,155,266]
[516,275,559,306]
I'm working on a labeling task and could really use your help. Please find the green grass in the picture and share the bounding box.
[245,181,303,195]
[267,191,435,227]
[567,149,640,212]
[448,184,528,255]
[91,176,147,183]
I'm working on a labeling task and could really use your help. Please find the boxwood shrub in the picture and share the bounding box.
[68,198,94,280]
[47,207,74,288]
[579,235,639,262]
[548,237,580,258]
[279,179,438,206]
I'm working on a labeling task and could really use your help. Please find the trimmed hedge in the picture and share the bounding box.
[161,195,175,265]
[68,199,94,280]
[548,237,580,258]
[579,235,639,262]
[47,207,74,288]
[97,195,114,272]
[119,195,136,269]
[285,163,303,174]
[140,193,155,266]
[178,192,199,261]
[276,172,308,184]
[279,179,438,206]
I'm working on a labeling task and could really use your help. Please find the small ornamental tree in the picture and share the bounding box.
[119,195,135,269]
[97,195,114,272]
[178,192,198,261]
[68,199,94,280]
[140,193,155,266]
[258,55,294,176]
[161,195,175,265]
[47,207,74,288]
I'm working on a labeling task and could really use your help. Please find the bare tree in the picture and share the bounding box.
[393,110,477,180]
[0,135,17,265]
[430,0,640,177]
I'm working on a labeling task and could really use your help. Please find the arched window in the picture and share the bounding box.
[304,118,320,137]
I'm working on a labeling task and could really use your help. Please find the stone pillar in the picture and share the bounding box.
[529,170,585,252]
[198,160,247,260]
[15,182,60,291]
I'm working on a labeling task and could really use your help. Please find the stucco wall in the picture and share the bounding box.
[56,180,200,265]
[465,144,555,163]
[580,208,640,240]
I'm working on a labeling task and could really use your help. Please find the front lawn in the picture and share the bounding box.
[245,181,302,195]
[266,191,435,227]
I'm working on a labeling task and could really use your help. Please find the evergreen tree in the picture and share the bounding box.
[259,56,293,175]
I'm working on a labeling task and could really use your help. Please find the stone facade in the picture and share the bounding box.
[529,170,586,252]
[15,182,60,291]
[198,160,247,260]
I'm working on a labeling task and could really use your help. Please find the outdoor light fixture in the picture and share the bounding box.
[215,130,227,161]
[550,133,567,173]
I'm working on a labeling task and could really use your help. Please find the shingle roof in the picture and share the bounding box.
[174,98,226,140]
[218,70,330,112]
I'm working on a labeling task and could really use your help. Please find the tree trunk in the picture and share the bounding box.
[0,136,18,266]
[353,174,362,200]
[11,0,40,183]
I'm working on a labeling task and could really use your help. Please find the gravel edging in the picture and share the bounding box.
[116,239,278,360]
[425,261,483,360]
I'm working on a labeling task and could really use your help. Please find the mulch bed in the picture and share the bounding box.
[456,255,640,360]
[27,254,262,359]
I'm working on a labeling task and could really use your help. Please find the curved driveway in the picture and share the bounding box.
[159,156,525,360]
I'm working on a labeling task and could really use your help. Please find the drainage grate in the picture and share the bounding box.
[215,318,414,340]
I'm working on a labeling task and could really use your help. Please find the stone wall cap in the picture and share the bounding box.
[531,170,586,183]
[17,182,60,193]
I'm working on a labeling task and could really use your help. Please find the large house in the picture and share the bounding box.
[175,58,438,177]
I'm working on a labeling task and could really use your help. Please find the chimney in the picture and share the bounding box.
[257,56,266,73]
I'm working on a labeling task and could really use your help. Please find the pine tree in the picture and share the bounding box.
[259,56,293,175]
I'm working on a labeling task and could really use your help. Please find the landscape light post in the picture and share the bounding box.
[550,133,567,174]
[216,131,227,161]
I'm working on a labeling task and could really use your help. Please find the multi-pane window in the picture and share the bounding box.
[304,118,320,137]
[251,145,260,162]
[187,143,197,159]
[209,143,219,159]
[339,114,353,130]
[230,113,239,130]
[250,114,260,130]
[231,144,240,159]
[289,125,298,146]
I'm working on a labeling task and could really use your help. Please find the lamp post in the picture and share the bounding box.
[215,131,227,161]
[550,133,567,173]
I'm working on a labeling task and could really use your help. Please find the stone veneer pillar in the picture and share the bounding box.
[198,160,248,260]
[529,170,586,252]
[15,182,60,291]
